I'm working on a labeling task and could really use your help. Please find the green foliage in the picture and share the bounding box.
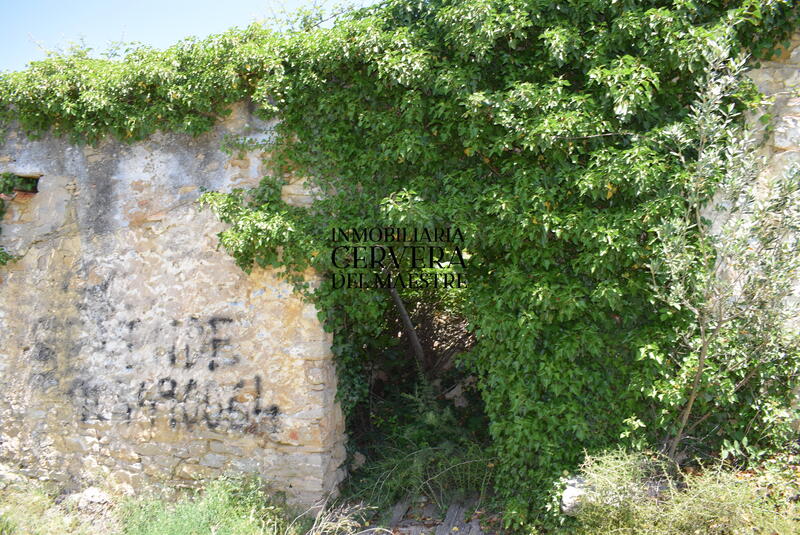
[0,474,372,535]
[571,450,800,534]
[0,173,22,193]
[0,481,92,535]
[0,515,15,535]
[343,389,493,513]
[2,0,799,524]
[346,442,494,514]
[0,29,278,143]
[643,49,800,463]
[121,476,291,535]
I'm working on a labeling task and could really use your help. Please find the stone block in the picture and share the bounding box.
[175,463,217,481]
[133,442,165,457]
[63,437,90,453]
[774,116,800,150]
[208,441,243,456]
[199,453,227,469]
[110,447,141,463]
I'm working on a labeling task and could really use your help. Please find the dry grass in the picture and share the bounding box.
[572,450,800,535]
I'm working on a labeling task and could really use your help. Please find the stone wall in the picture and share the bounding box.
[747,33,800,314]
[748,34,800,178]
[0,103,345,504]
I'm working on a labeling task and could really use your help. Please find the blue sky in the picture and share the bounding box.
[0,0,374,72]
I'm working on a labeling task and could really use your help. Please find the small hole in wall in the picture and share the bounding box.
[1,173,41,200]
[12,175,41,193]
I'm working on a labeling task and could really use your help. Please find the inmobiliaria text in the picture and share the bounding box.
[329,227,466,289]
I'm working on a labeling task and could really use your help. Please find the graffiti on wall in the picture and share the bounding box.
[38,315,283,435]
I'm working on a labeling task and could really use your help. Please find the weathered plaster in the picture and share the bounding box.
[0,103,345,504]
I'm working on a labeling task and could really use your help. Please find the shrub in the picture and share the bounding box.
[343,388,493,514]
[642,47,800,463]
[572,450,799,535]
[196,2,800,519]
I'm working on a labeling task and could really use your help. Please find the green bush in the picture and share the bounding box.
[196,2,800,521]
[571,450,799,535]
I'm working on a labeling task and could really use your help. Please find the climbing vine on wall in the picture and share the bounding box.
[1,0,799,522]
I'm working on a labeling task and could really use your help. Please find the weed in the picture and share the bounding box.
[571,450,799,534]
[121,475,291,535]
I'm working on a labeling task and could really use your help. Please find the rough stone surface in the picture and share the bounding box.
[747,34,800,323]
[747,36,800,158]
[0,103,346,505]
[560,476,586,516]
